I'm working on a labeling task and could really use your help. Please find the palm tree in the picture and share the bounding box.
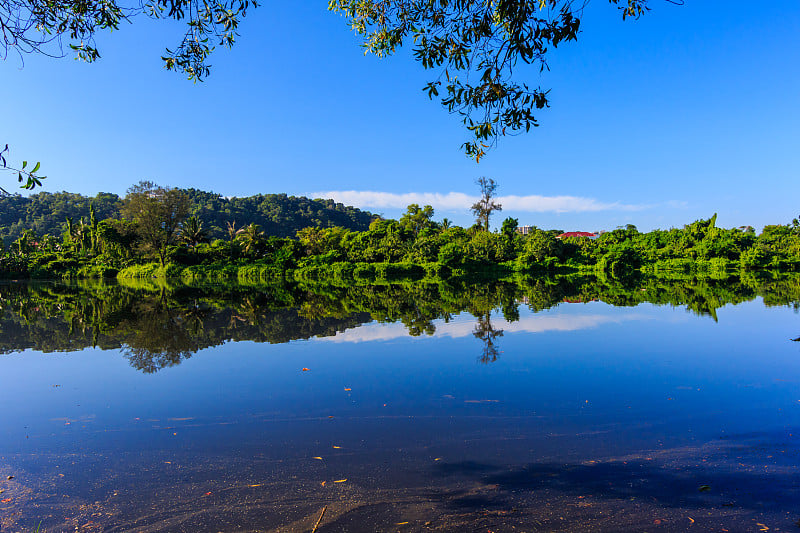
[180,216,208,248]
[226,221,238,241]
[236,223,265,256]
[64,216,74,245]
[72,218,89,253]
[14,230,31,255]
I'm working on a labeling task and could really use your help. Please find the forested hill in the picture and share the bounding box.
[0,189,376,245]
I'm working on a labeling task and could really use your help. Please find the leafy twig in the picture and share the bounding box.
[0,144,46,196]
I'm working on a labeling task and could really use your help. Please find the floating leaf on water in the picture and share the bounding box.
[320,481,326,487]
[396,522,409,525]
[302,368,310,372]
[333,479,347,483]
[344,388,351,391]
[1,498,12,503]
[248,484,262,488]
[332,446,341,449]
[688,517,695,523]
[756,523,769,531]
[6,476,13,480]
[312,457,323,460]
[698,485,711,492]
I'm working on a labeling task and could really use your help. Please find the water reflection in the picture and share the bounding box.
[473,312,503,364]
[3,274,800,532]
[1,272,799,372]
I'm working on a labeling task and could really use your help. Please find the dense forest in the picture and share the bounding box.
[0,187,375,245]
[1,182,800,282]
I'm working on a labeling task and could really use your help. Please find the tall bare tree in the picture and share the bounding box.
[470,177,502,231]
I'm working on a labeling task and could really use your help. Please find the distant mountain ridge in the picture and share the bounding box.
[0,189,376,245]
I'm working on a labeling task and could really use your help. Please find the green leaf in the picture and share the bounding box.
[32,162,41,173]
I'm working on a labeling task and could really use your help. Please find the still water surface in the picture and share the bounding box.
[1,279,799,531]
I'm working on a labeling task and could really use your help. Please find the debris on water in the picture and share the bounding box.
[311,505,327,533]
[333,479,347,483]
[6,476,13,480]
[302,368,310,372]
[698,485,711,492]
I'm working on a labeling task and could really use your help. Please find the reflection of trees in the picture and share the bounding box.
[121,297,200,373]
[2,274,800,371]
[473,312,504,364]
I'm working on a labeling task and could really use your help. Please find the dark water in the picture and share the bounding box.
[1,276,800,532]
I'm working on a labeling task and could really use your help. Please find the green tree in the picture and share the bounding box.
[180,216,208,248]
[470,177,502,231]
[96,219,138,259]
[399,204,436,237]
[89,203,99,254]
[236,223,265,256]
[122,181,190,266]
[501,217,518,239]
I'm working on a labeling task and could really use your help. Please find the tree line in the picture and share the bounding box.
[1,178,799,281]
[0,181,375,249]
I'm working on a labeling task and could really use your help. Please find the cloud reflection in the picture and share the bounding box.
[314,312,651,344]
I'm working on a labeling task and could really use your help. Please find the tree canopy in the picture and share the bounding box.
[2,0,655,169]
[0,0,257,80]
[0,186,376,247]
[330,0,651,160]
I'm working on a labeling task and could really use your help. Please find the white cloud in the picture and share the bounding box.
[311,190,648,214]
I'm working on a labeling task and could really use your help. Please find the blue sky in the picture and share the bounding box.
[1,1,798,231]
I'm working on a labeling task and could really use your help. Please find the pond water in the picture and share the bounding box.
[1,277,800,532]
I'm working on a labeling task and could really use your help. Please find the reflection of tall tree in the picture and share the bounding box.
[473,312,503,364]
[122,294,200,373]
